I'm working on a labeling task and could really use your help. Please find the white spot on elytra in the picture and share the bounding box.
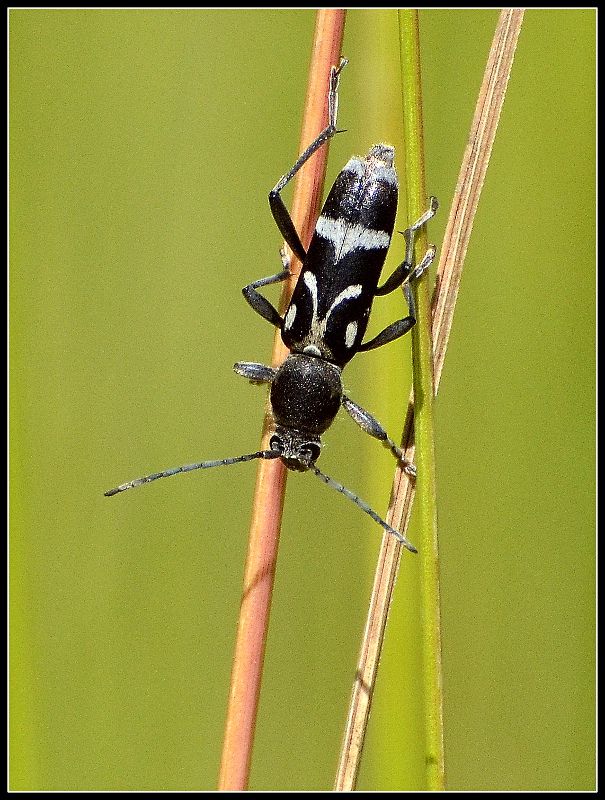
[284,303,296,331]
[303,271,318,303]
[342,158,364,179]
[345,320,358,348]
[342,148,397,186]
[331,284,362,309]
[301,271,363,351]
[315,216,390,256]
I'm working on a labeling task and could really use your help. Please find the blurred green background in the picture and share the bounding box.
[10,9,595,791]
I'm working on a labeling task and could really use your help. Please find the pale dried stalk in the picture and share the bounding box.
[335,9,525,791]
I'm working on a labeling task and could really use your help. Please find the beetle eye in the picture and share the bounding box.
[305,442,321,463]
[269,435,283,453]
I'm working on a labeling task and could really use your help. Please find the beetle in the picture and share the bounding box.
[105,60,437,552]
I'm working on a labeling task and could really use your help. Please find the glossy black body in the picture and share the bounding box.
[281,145,398,368]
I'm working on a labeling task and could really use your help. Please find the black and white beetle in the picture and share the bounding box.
[105,60,437,553]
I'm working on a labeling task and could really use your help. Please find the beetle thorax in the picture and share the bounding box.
[270,354,343,437]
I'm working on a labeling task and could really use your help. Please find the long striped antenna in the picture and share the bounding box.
[105,450,415,550]
[104,449,281,497]
[309,464,417,553]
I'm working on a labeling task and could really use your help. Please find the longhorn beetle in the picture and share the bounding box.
[105,59,437,553]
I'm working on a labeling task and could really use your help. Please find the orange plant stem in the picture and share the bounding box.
[218,9,346,791]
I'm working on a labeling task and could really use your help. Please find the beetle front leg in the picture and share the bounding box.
[242,244,294,328]
[357,300,416,352]
[268,58,347,263]
[341,395,416,476]
[359,244,437,353]
[242,268,290,329]
[233,362,277,385]
[375,197,438,296]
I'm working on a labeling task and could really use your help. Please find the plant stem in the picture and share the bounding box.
[217,9,346,791]
[398,9,445,791]
[335,8,524,790]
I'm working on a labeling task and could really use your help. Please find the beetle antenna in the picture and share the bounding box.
[104,449,281,497]
[309,464,417,553]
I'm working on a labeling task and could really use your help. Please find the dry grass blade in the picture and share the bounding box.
[335,9,525,791]
[217,9,346,792]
